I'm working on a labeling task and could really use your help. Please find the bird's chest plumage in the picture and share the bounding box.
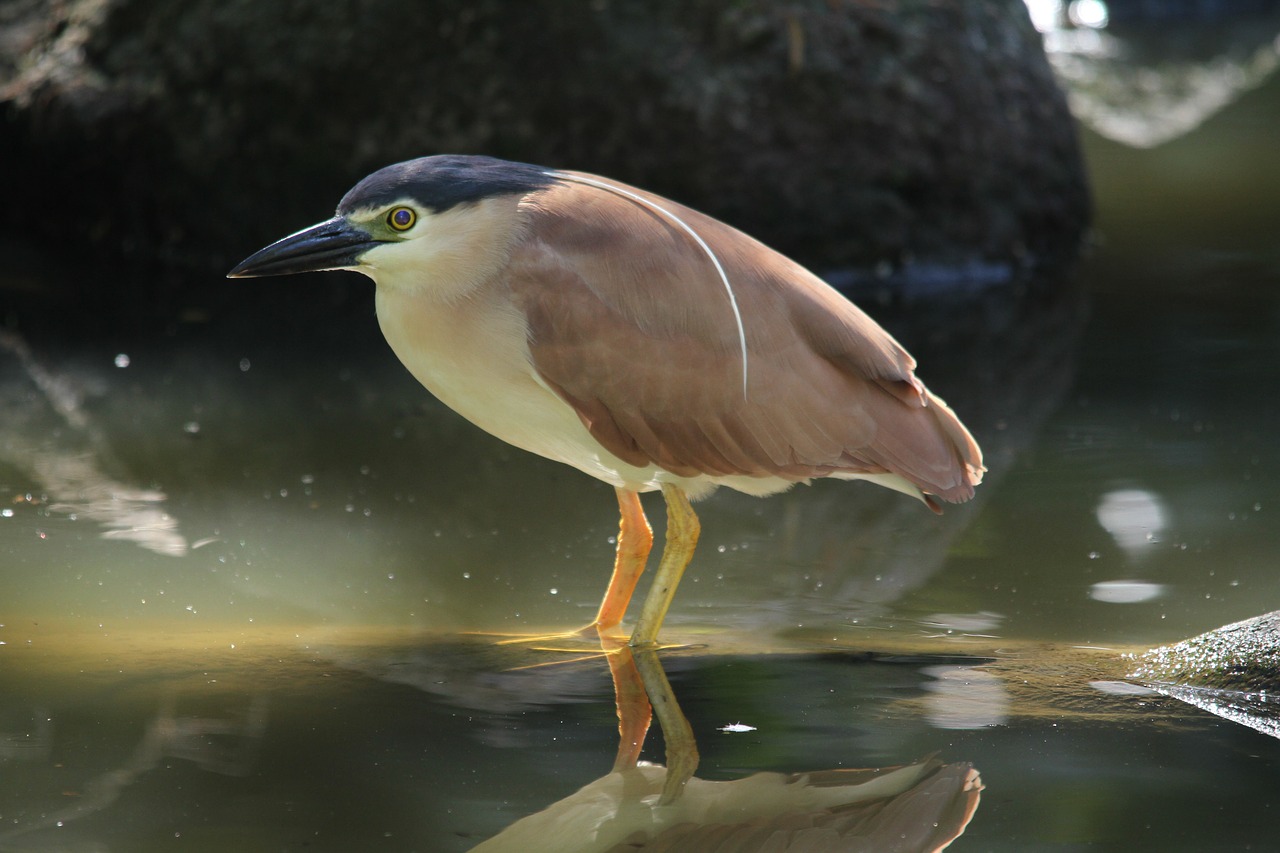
[373,283,627,481]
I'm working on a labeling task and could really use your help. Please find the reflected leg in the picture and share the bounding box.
[631,647,698,804]
[600,637,653,771]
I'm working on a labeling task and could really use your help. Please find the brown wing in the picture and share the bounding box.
[507,175,984,503]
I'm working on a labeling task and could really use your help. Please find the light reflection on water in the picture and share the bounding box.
[4,60,1280,853]
[5,248,1278,849]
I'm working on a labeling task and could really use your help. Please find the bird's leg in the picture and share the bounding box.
[593,487,654,631]
[492,487,651,649]
[631,646,698,804]
[629,484,699,648]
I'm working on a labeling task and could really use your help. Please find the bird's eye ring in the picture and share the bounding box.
[387,207,416,231]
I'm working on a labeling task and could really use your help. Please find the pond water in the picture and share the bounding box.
[3,42,1280,853]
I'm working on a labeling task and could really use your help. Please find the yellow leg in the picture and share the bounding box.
[593,488,653,631]
[632,647,699,804]
[629,483,699,648]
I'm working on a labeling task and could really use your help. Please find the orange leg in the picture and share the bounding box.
[592,488,654,631]
[601,637,653,771]
[603,635,697,803]
[493,488,652,648]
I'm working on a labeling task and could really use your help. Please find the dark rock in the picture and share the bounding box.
[1,0,1088,302]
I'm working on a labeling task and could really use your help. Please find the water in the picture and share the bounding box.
[3,53,1280,853]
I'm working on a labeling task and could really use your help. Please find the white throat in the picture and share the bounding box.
[358,195,527,302]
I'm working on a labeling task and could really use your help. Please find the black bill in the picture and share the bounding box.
[227,217,379,278]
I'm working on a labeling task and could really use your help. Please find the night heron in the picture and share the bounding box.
[228,155,984,647]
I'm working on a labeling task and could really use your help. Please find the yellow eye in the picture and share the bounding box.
[387,206,416,231]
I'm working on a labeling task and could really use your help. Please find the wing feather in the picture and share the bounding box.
[509,177,984,503]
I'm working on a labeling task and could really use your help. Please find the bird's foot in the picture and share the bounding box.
[468,624,692,655]
[475,622,625,653]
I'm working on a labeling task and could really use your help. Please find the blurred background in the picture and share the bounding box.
[1,1,1279,850]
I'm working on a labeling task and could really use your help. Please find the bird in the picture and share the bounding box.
[228,154,984,648]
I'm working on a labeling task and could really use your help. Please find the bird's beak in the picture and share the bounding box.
[227,217,380,278]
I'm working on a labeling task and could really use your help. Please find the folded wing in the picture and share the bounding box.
[508,176,984,504]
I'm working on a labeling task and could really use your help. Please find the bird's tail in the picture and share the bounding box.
[923,389,985,507]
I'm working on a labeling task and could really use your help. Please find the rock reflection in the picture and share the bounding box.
[0,693,267,849]
[1148,684,1280,740]
[1031,0,1280,146]
[472,641,983,852]
[0,331,187,557]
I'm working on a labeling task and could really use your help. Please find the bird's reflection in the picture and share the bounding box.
[472,640,983,852]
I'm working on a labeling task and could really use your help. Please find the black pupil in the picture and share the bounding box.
[393,209,411,227]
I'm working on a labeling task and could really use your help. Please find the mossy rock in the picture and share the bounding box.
[1131,612,1280,693]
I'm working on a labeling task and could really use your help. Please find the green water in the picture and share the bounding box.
[3,53,1280,853]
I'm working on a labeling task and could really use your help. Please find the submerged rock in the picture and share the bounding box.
[1131,611,1280,740]
[1132,611,1280,693]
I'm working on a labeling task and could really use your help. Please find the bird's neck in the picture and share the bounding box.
[373,267,534,409]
